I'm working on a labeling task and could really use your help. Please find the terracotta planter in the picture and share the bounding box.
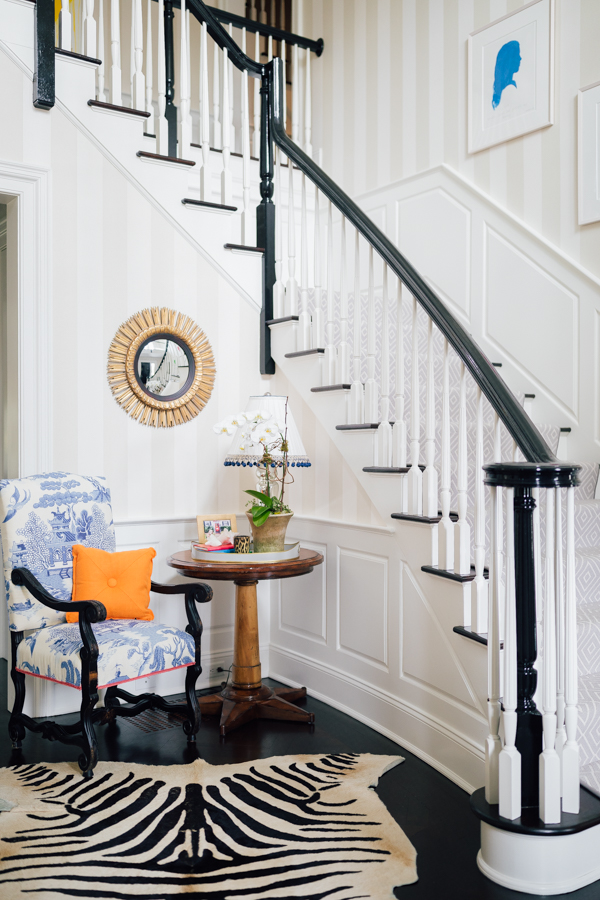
[246,511,293,553]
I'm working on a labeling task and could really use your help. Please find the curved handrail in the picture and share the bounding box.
[268,57,555,464]
[186,0,264,77]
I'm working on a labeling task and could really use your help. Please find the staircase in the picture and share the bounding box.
[4,0,600,893]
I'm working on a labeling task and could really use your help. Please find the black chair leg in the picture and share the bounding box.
[9,632,26,749]
[184,664,201,743]
[78,664,100,779]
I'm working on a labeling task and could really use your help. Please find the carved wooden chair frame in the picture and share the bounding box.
[8,567,212,779]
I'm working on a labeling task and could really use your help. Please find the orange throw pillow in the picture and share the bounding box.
[65,545,156,623]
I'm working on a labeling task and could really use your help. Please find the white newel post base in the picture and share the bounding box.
[478,822,600,895]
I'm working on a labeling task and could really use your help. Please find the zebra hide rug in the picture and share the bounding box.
[0,752,417,899]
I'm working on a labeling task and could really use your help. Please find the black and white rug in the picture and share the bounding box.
[0,753,417,899]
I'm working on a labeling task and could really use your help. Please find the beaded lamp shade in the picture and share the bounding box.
[224,394,311,468]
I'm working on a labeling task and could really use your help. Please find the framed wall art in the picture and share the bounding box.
[578,80,600,225]
[468,0,554,153]
[196,514,237,543]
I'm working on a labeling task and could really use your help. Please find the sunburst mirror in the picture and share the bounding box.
[107,308,215,427]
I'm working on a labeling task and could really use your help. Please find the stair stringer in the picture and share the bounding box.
[270,322,489,792]
[0,0,262,311]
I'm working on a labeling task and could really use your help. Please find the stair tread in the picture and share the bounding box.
[89,99,150,117]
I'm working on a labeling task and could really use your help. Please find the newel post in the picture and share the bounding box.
[483,462,581,814]
[34,0,55,110]
[164,0,177,157]
[257,61,275,375]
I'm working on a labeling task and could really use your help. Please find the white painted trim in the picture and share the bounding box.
[269,645,480,794]
[114,512,394,534]
[0,161,52,475]
[0,38,260,313]
[355,163,600,291]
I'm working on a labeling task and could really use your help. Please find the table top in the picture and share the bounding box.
[167,548,324,582]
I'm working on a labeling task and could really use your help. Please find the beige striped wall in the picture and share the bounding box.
[0,44,381,525]
[299,0,600,282]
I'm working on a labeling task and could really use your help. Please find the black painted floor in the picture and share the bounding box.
[0,662,597,900]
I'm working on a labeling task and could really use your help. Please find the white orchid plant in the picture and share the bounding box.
[213,401,293,527]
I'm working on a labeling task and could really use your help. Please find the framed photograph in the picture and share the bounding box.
[468,0,554,153]
[578,80,600,225]
[196,514,238,543]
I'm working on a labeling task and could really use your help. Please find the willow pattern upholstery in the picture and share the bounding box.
[0,473,212,779]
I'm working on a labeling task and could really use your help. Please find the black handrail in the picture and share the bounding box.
[267,57,555,465]
[166,1,323,63]
[186,0,264,76]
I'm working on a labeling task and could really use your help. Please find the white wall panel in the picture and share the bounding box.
[484,226,578,415]
[279,538,327,644]
[337,547,388,669]
[397,188,471,318]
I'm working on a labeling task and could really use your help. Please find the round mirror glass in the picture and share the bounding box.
[134,334,195,400]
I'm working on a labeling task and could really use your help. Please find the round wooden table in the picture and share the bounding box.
[167,548,324,735]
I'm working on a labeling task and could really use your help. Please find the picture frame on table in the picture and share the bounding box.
[196,514,238,543]
[468,0,554,154]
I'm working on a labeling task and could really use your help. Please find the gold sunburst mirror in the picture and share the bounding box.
[107,308,215,427]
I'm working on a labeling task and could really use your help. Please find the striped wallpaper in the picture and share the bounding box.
[299,0,600,283]
[0,44,380,525]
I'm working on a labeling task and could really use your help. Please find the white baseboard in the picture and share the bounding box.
[269,644,484,794]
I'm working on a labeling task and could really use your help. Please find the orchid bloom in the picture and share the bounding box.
[212,415,238,436]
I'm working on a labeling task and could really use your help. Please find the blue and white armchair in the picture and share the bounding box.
[0,473,212,779]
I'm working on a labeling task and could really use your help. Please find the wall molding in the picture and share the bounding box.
[269,642,484,794]
[0,161,52,476]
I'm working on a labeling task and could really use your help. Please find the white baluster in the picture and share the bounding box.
[393,283,407,510]
[84,0,97,59]
[292,43,299,143]
[540,488,561,823]
[241,28,252,244]
[485,484,502,805]
[156,0,168,154]
[349,229,364,424]
[130,0,135,104]
[555,487,566,763]
[177,1,191,156]
[337,217,350,384]
[280,38,286,160]
[323,200,336,385]
[407,295,422,515]
[562,485,580,813]
[299,170,310,348]
[499,487,521,820]
[364,247,379,423]
[132,0,145,111]
[273,149,285,318]
[455,361,471,575]
[145,0,153,130]
[312,185,324,349]
[221,41,232,202]
[286,162,298,317]
[110,0,122,105]
[97,0,105,100]
[304,46,312,156]
[438,338,453,568]
[199,21,211,198]
[472,387,488,631]
[59,0,72,52]
[213,38,221,149]
[377,266,392,466]
[228,23,235,154]
[423,317,437,518]
[252,30,260,157]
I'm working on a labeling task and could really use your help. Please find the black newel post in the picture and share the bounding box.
[256,65,276,376]
[33,0,55,110]
[513,484,543,807]
[164,0,178,157]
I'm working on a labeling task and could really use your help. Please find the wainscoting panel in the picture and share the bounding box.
[337,547,388,670]
[278,538,327,644]
[396,188,471,320]
[354,165,600,463]
[269,514,488,792]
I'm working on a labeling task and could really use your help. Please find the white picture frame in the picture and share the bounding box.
[578,81,600,225]
[468,0,554,154]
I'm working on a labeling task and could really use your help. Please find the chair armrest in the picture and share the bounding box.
[151,580,213,604]
[11,567,107,624]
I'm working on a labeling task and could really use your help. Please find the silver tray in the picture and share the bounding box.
[191,541,300,563]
